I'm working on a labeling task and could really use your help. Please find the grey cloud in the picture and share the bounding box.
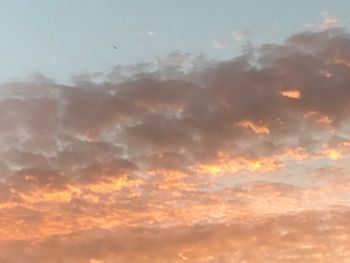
[1,29,350,179]
[0,28,350,262]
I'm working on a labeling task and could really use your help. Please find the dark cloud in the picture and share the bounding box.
[1,29,350,262]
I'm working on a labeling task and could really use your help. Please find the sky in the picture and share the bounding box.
[1,1,350,263]
[1,0,350,83]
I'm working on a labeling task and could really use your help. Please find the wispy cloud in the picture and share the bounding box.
[212,40,229,49]
[304,12,339,29]
[134,29,157,37]
[233,30,251,41]
[322,16,338,28]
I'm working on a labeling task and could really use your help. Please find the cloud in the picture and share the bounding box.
[134,29,156,37]
[212,40,229,49]
[233,30,251,41]
[280,90,301,99]
[322,17,338,28]
[1,28,350,261]
[1,209,350,262]
[304,12,340,30]
[146,30,156,36]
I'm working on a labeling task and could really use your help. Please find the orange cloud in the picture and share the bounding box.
[280,90,301,99]
[193,151,280,175]
[305,111,333,125]
[327,149,342,160]
[238,120,270,134]
[1,28,350,262]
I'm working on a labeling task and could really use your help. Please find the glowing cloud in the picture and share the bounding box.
[1,28,350,262]
[238,120,270,134]
[280,90,301,99]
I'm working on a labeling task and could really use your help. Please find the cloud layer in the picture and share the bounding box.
[1,28,350,262]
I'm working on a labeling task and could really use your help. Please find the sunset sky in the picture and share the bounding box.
[1,1,350,262]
